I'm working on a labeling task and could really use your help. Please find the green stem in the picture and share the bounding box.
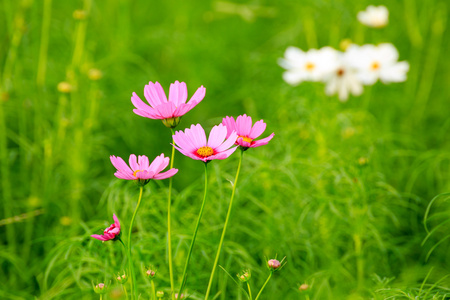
[254,272,273,300]
[178,163,209,296]
[168,128,176,300]
[205,150,243,300]
[247,282,253,300]
[128,186,144,300]
[36,0,52,87]
[151,280,156,300]
[123,285,129,300]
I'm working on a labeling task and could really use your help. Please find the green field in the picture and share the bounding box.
[1,0,450,299]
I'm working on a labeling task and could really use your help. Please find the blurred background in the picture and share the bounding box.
[0,0,449,299]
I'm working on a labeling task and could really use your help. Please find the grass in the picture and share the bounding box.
[0,0,449,299]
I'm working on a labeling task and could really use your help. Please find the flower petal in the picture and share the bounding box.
[153,168,178,180]
[207,124,228,149]
[129,154,139,172]
[144,81,168,107]
[91,234,108,241]
[251,133,275,147]
[249,120,267,139]
[222,116,236,138]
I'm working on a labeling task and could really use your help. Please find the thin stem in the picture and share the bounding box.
[178,163,209,296]
[168,128,176,300]
[36,0,52,87]
[205,150,243,300]
[151,280,156,300]
[123,285,129,300]
[128,186,144,300]
[254,272,273,300]
[247,282,253,300]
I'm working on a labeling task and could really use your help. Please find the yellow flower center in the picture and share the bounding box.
[305,62,315,71]
[371,61,380,70]
[239,136,253,143]
[196,146,214,157]
[133,170,142,177]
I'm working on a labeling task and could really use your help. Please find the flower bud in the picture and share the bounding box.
[57,82,73,93]
[162,117,182,129]
[73,10,87,20]
[267,259,281,270]
[175,293,185,299]
[358,157,368,166]
[88,68,103,81]
[299,283,309,292]
[116,273,128,284]
[237,269,251,282]
[93,283,107,294]
[156,291,164,298]
[146,269,156,277]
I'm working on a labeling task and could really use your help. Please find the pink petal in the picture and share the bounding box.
[173,130,197,152]
[173,144,203,161]
[110,156,133,174]
[131,93,154,112]
[208,146,237,160]
[138,155,149,170]
[215,131,238,153]
[154,102,177,119]
[236,114,253,137]
[137,170,155,179]
[114,171,135,180]
[169,81,188,107]
[251,133,275,147]
[236,137,252,148]
[153,168,178,180]
[249,120,267,139]
[144,81,168,107]
[129,155,139,172]
[222,116,236,138]
[185,124,207,148]
[113,214,120,230]
[187,85,206,105]
[91,234,108,241]
[207,124,227,149]
[133,108,162,119]
[173,103,192,117]
[147,154,165,173]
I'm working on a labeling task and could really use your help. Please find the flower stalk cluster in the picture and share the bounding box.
[89,79,276,299]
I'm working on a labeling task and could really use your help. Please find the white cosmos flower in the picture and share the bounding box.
[323,52,363,102]
[279,46,340,85]
[357,5,389,28]
[346,43,410,85]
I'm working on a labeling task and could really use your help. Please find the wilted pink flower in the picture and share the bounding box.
[173,124,238,162]
[91,214,121,241]
[110,154,178,184]
[222,114,274,149]
[131,80,206,128]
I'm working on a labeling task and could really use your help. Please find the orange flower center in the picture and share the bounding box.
[337,69,345,76]
[305,62,315,71]
[133,170,142,177]
[197,146,214,157]
[239,136,253,143]
[371,61,380,70]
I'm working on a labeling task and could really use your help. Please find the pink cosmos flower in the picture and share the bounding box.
[172,124,238,162]
[91,214,121,241]
[131,80,206,127]
[110,154,178,184]
[222,114,274,149]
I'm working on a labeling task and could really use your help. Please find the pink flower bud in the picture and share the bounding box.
[267,259,281,270]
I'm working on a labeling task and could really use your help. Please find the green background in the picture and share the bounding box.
[0,0,449,299]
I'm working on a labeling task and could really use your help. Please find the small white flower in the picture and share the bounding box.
[346,43,409,85]
[357,5,389,28]
[279,46,340,85]
[323,52,363,101]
